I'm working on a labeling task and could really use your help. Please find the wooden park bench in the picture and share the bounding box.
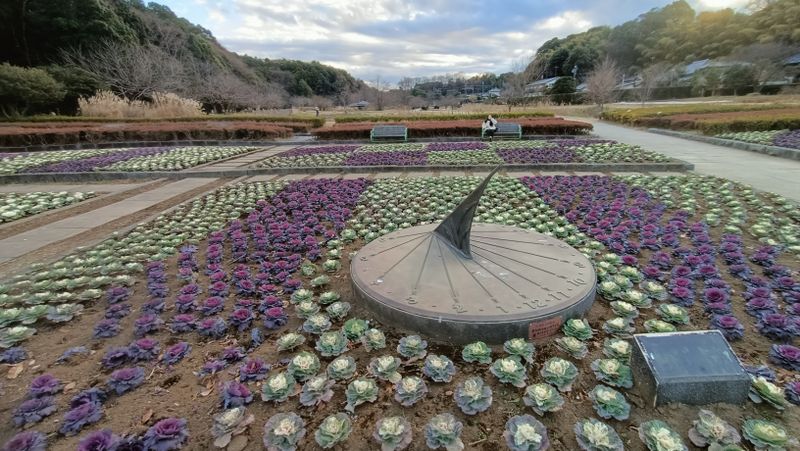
[482,122,522,140]
[370,125,408,142]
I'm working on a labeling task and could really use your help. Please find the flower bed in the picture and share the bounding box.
[98,146,259,172]
[0,191,95,223]
[603,106,800,134]
[312,117,592,139]
[0,174,797,450]
[258,139,672,168]
[716,129,800,150]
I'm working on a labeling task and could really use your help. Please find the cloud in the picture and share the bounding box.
[159,0,742,83]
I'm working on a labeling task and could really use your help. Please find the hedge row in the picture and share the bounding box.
[313,118,592,140]
[1,115,326,128]
[601,103,792,124]
[334,111,554,123]
[0,121,293,147]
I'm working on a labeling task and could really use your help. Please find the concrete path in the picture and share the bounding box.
[0,178,215,266]
[582,119,800,201]
[183,146,287,172]
[0,182,146,193]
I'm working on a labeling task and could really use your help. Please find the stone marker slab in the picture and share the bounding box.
[631,330,750,407]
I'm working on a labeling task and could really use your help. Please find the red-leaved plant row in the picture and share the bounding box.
[623,108,800,134]
[0,121,300,147]
[312,118,593,140]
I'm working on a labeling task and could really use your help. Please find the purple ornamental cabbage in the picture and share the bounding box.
[70,388,107,409]
[129,338,160,362]
[108,367,146,395]
[169,314,196,334]
[28,373,62,397]
[0,346,28,363]
[162,342,191,366]
[93,319,121,338]
[60,401,103,436]
[142,298,166,315]
[263,307,288,329]
[711,315,745,341]
[134,314,164,337]
[114,434,146,451]
[77,429,119,451]
[142,417,189,451]
[106,286,132,304]
[239,358,270,382]
[199,297,225,316]
[13,396,57,426]
[785,381,800,406]
[221,381,253,408]
[195,360,228,377]
[757,314,798,341]
[2,431,47,451]
[229,308,255,332]
[57,346,90,364]
[101,347,132,369]
[105,303,132,319]
[221,346,247,363]
[174,294,196,313]
[197,317,228,338]
[770,344,800,371]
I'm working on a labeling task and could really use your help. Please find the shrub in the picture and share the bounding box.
[0,63,65,116]
[78,90,204,118]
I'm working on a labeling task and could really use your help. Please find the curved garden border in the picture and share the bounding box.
[648,128,800,161]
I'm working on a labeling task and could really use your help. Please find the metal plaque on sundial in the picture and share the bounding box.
[351,169,596,344]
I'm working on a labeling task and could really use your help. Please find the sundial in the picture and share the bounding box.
[351,168,597,344]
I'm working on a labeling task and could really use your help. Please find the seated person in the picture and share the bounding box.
[482,115,497,140]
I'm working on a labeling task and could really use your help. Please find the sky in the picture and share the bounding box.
[159,0,751,84]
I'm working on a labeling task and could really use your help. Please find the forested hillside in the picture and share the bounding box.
[0,0,362,114]
[528,0,800,78]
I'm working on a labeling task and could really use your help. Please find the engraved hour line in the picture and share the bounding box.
[367,233,427,258]
[471,243,563,279]
[468,253,535,306]
[472,249,562,296]
[470,238,580,264]
[386,230,432,240]
[378,234,432,279]
[452,247,501,308]
[470,234,550,245]
[411,237,435,296]
[434,238,461,311]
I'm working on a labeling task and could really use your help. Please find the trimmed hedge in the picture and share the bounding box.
[0,114,325,128]
[313,118,591,140]
[334,111,554,123]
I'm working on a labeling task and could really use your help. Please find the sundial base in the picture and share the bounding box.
[351,223,596,344]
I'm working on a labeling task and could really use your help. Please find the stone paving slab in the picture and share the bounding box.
[0,178,215,264]
[580,118,800,201]
[573,171,607,176]
[245,175,283,182]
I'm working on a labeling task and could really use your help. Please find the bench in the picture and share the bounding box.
[482,122,522,140]
[370,125,408,142]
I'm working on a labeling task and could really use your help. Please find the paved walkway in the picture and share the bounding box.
[0,178,215,265]
[582,119,800,201]
[0,182,146,194]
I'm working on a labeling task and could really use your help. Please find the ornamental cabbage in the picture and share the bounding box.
[563,318,593,340]
[325,301,351,321]
[315,413,351,449]
[239,358,270,382]
[397,335,427,361]
[589,385,630,421]
[77,429,119,451]
[261,372,296,403]
[299,375,335,407]
[424,413,464,451]
[609,301,638,318]
[423,354,456,383]
[590,359,633,388]
[342,318,368,340]
[143,417,189,451]
[0,326,36,347]
[211,407,254,448]
[327,356,357,380]
[602,339,631,361]
[13,396,57,426]
[522,383,564,415]
[556,336,589,359]
[2,431,48,451]
[574,418,624,451]
[319,291,341,304]
[59,402,103,436]
[644,319,677,333]
[345,377,379,412]
[369,355,403,383]
[461,341,492,364]
[394,376,428,406]
[658,304,690,325]
[742,418,795,450]
[374,416,413,451]
[263,412,305,451]
[687,410,741,448]
[294,301,319,319]
[276,333,306,352]
[452,376,492,415]
[503,415,549,451]
[490,356,527,388]
[503,338,535,364]
[287,351,321,381]
[749,376,787,410]
[220,381,253,408]
[302,313,332,335]
[638,420,687,451]
[362,328,387,351]
[291,289,314,304]
[315,330,349,357]
[602,317,635,337]
[107,366,145,395]
[540,357,578,392]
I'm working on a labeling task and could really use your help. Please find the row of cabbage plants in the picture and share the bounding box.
[0,146,261,174]
[1,175,797,450]
[258,140,672,168]
[716,129,800,149]
[0,191,94,224]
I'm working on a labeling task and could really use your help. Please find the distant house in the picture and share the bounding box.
[486,88,502,98]
[783,52,800,67]
[680,59,747,82]
[348,100,369,110]
[524,76,562,95]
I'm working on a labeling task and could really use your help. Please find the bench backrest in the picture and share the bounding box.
[495,122,521,134]
[372,125,407,137]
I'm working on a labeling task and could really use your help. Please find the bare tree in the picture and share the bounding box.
[638,62,670,104]
[501,57,533,111]
[729,43,794,92]
[372,75,389,111]
[63,42,187,101]
[584,57,621,113]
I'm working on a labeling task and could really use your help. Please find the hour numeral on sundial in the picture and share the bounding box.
[452,303,467,314]
[566,277,586,287]
[406,297,417,305]
[574,262,586,268]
